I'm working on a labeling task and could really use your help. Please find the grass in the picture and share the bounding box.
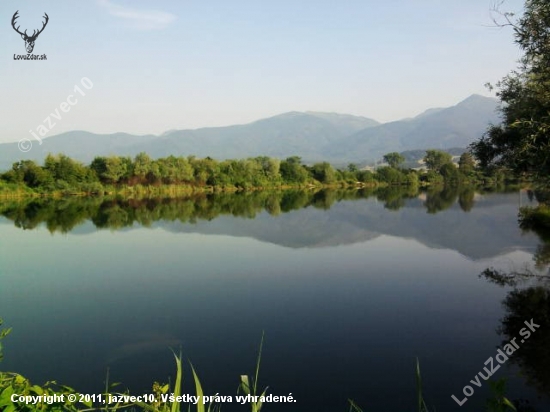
[237,333,268,412]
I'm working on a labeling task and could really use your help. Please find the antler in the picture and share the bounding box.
[11,11,49,40]
[31,13,49,39]
[11,11,26,37]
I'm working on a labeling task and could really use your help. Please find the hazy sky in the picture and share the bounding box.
[0,0,525,144]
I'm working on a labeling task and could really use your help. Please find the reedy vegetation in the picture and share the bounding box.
[0,321,518,412]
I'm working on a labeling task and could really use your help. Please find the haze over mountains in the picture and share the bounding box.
[0,94,499,170]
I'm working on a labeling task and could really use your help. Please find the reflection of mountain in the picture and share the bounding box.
[156,209,383,248]
[0,191,539,260]
[153,193,538,259]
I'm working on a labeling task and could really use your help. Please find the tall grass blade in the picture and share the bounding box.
[416,357,429,412]
[253,332,264,396]
[348,399,363,412]
[171,352,183,412]
[191,363,206,412]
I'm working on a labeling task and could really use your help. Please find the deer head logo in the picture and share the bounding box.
[11,11,49,54]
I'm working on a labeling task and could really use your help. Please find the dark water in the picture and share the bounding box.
[1,187,549,411]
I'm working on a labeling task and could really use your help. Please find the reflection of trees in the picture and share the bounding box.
[480,268,550,404]
[424,185,458,214]
[480,213,550,403]
[518,198,550,272]
[0,189,375,234]
[0,198,104,232]
[500,287,550,395]
[375,186,417,211]
[311,189,339,210]
[458,186,475,212]
[0,186,517,233]
[531,189,550,205]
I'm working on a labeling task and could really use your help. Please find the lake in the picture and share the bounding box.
[1,187,549,411]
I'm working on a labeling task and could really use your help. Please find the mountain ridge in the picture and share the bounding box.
[0,94,499,170]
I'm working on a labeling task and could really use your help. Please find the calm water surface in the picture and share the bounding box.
[1,188,549,411]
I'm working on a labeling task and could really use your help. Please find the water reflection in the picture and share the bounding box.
[479,194,550,408]
[0,186,540,260]
[0,189,371,232]
[0,185,548,411]
[0,185,525,230]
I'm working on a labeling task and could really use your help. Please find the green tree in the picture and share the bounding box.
[356,170,375,184]
[424,150,452,171]
[375,166,405,184]
[133,152,153,181]
[383,152,405,169]
[310,162,336,184]
[280,157,308,183]
[90,156,108,181]
[471,0,550,176]
[439,163,460,184]
[91,156,127,184]
[44,153,91,186]
[11,160,54,188]
[458,152,475,175]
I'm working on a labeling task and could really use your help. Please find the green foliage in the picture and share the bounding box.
[519,204,550,232]
[310,162,337,184]
[486,379,518,412]
[375,167,409,184]
[383,152,405,169]
[471,0,550,177]
[0,318,11,363]
[356,170,375,184]
[238,333,268,412]
[279,156,309,184]
[458,152,476,176]
[439,163,459,184]
[423,150,453,171]
[0,152,493,198]
[423,170,444,185]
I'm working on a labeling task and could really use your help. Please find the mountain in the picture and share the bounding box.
[137,111,380,161]
[0,132,157,171]
[0,112,379,170]
[0,95,499,170]
[321,94,500,162]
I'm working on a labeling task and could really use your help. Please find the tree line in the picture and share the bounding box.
[0,153,371,194]
[0,149,504,197]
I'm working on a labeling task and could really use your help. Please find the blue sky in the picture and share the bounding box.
[0,0,525,143]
